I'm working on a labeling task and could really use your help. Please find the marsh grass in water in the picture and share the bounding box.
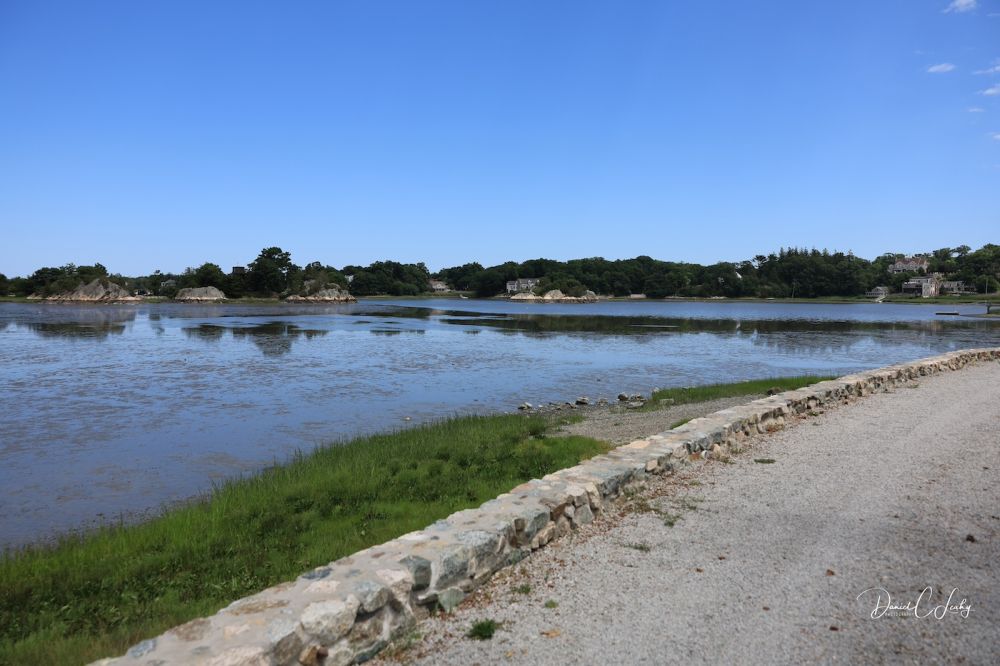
[644,375,834,410]
[0,414,608,665]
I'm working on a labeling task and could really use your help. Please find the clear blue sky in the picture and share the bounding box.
[1,1,998,277]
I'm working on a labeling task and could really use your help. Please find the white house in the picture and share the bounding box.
[506,278,540,294]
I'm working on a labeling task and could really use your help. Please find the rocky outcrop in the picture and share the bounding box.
[175,286,226,301]
[46,279,138,302]
[285,288,357,303]
[94,348,1000,666]
[510,289,599,303]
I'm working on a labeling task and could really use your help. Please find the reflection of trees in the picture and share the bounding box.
[370,329,425,336]
[353,305,462,320]
[23,308,137,340]
[437,314,911,336]
[181,321,329,355]
[426,311,1000,352]
[746,323,1000,355]
[230,322,327,357]
[182,324,226,342]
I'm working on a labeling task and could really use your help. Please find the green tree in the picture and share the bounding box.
[247,247,298,295]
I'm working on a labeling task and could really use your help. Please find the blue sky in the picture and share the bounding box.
[1,1,998,277]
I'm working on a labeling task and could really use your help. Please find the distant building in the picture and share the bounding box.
[230,266,246,275]
[506,278,540,294]
[940,280,975,295]
[865,286,890,298]
[159,279,177,289]
[901,275,940,298]
[888,256,930,274]
[428,279,449,293]
[344,275,355,284]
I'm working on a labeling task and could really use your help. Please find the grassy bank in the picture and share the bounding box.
[0,415,608,665]
[645,375,834,409]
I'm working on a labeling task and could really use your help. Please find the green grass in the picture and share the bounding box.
[0,414,609,665]
[467,619,499,640]
[644,375,834,410]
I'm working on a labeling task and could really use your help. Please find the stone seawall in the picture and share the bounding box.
[97,348,1000,666]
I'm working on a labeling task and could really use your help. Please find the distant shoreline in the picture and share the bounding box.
[2,294,997,306]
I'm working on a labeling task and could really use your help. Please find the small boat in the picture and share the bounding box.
[935,311,960,316]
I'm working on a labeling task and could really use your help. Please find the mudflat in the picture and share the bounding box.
[388,360,1000,665]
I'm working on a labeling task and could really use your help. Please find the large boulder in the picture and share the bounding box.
[175,286,227,301]
[47,279,138,302]
[285,287,357,303]
[510,289,599,303]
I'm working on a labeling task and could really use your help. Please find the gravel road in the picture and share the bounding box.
[380,360,1000,665]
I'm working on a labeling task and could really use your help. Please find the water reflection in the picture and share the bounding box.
[435,312,992,338]
[21,309,137,340]
[183,324,227,342]
[183,322,328,356]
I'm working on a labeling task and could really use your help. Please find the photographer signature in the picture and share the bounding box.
[857,586,972,619]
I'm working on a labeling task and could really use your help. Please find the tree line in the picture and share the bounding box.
[439,244,1000,298]
[2,244,998,299]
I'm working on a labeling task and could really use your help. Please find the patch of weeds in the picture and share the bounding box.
[623,541,651,552]
[630,497,656,514]
[661,512,682,527]
[674,497,704,511]
[467,619,499,640]
[754,458,776,464]
[383,629,422,658]
[730,447,744,455]
[514,583,532,595]
[669,418,692,429]
[686,479,702,486]
[544,599,559,609]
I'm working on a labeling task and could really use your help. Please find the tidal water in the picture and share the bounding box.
[1,299,998,549]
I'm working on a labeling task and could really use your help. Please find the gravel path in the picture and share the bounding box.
[380,361,1000,665]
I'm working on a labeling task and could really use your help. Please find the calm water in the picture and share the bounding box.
[1,299,998,549]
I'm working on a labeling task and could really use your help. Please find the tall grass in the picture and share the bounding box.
[646,375,834,409]
[0,415,608,665]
